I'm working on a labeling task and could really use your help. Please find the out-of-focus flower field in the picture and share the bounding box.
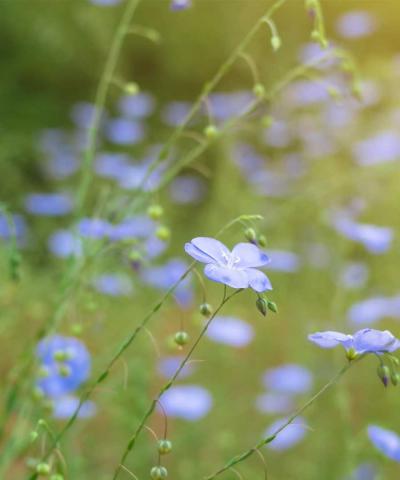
[1,1,400,479]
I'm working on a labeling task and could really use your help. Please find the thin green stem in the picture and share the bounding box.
[205,360,360,480]
[113,288,243,479]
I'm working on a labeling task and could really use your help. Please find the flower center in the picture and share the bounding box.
[221,251,240,268]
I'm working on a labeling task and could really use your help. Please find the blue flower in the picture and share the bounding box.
[348,295,400,325]
[118,92,155,118]
[264,417,308,451]
[205,316,254,347]
[93,274,133,297]
[262,364,313,395]
[185,237,272,292]
[53,395,96,419]
[25,193,73,216]
[36,336,91,398]
[159,385,212,421]
[367,425,400,461]
[48,230,83,258]
[105,118,145,145]
[336,11,377,39]
[78,217,112,239]
[170,0,191,11]
[157,355,195,380]
[255,393,294,415]
[308,328,400,354]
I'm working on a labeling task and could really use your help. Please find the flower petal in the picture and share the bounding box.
[244,268,272,292]
[308,331,353,349]
[191,237,230,264]
[232,243,270,268]
[353,328,398,353]
[204,264,249,289]
[184,242,215,264]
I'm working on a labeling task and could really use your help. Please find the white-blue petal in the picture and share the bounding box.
[184,242,214,264]
[204,264,249,289]
[191,237,230,264]
[244,268,272,292]
[232,242,270,268]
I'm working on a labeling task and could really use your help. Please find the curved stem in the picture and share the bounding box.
[112,288,243,479]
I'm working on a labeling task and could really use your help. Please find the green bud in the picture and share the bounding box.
[256,297,267,317]
[58,365,71,377]
[244,228,257,242]
[53,350,70,362]
[71,323,83,335]
[50,475,64,480]
[204,125,219,139]
[271,35,281,52]
[253,83,265,98]
[158,439,172,455]
[129,250,142,263]
[29,431,39,443]
[156,226,170,242]
[150,466,168,479]
[391,371,400,386]
[377,364,390,387]
[36,463,51,475]
[147,204,164,220]
[124,82,139,95]
[257,234,267,247]
[267,300,278,313]
[174,331,189,347]
[351,81,362,100]
[261,115,273,128]
[199,303,212,316]
[32,387,45,401]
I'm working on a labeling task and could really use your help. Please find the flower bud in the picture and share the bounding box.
[53,350,70,362]
[199,303,212,316]
[58,365,71,377]
[346,347,358,361]
[270,35,281,52]
[158,439,172,455]
[244,228,257,243]
[124,82,139,95]
[204,125,219,139]
[377,364,390,387]
[174,331,189,347]
[256,297,267,317]
[129,250,142,263]
[267,300,278,313]
[29,431,39,443]
[36,462,51,475]
[50,475,64,480]
[257,234,267,247]
[156,226,171,242]
[253,84,265,98]
[71,322,84,335]
[391,371,400,386]
[147,204,164,220]
[32,387,45,401]
[150,466,168,479]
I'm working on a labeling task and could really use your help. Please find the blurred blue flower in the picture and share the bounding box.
[344,463,377,480]
[336,11,377,39]
[25,193,73,216]
[263,120,293,148]
[255,392,294,415]
[89,0,122,5]
[48,230,83,258]
[353,131,400,166]
[45,152,80,180]
[169,175,206,204]
[262,364,313,395]
[264,416,308,451]
[70,102,106,129]
[347,295,400,325]
[340,262,369,289]
[161,101,193,127]
[170,0,192,11]
[208,91,255,121]
[105,118,145,145]
[141,258,193,307]
[0,213,27,242]
[36,335,91,398]
[53,395,96,419]
[368,425,400,461]
[93,274,133,296]
[160,385,212,420]
[308,328,400,354]
[94,152,131,179]
[109,216,154,242]
[118,92,155,118]
[78,218,112,239]
[267,250,301,273]
[185,237,272,292]
[157,355,195,380]
[205,316,254,347]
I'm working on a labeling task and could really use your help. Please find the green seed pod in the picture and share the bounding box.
[124,82,139,95]
[53,350,70,362]
[129,250,142,263]
[58,365,71,377]
[256,297,267,317]
[36,462,51,475]
[147,204,164,220]
[204,125,219,139]
[150,466,168,479]
[267,300,278,313]
[253,83,265,98]
[156,226,171,242]
[257,234,267,247]
[29,431,39,443]
[244,228,257,243]
[174,331,189,347]
[199,303,212,316]
[271,35,281,52]
[377,364,390,387]
[158,439,173,455]
[391,371,400,386]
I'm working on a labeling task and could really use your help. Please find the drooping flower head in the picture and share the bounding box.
[308,328,400,355]
[185,237,272,292]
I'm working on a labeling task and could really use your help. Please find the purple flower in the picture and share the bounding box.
[170,0,191,11]
[185,237,272,292]
[93,274,133,296]
[94,153,131,180]
[48,230,83,258]
[118,92,155,118]
[25,193,73,216]
[78,218,112,239]
[336,11,377,39]
[0,213,27,242]
[205,316,254,347]
[159,385,212,421]
[262,364,313,395]
[36,336,91,398]
[368,425,400,461]
[53,396,96,419]
[169,175,206,204]
[347,296,400,325]
[89,0,122,6]
[109,216,154,242]
[255,393,294,415]
[105,118,145,145]
[264,416,308,451]
[344,463,377,480]
[208,91,255,121]
[340,262,369,289]
[308,328,400,354]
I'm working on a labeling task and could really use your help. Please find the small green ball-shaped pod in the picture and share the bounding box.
[124,82,139,95]
[271,35,281,52]
[150,466,168,479]
[253,83,265,98]
[58,365,71,377]
[36,462,51,475]
[158,439,173,455]
[147,204,164,220]
[53,350,70,362]
[258,234,267,247]
[29,431,39,443]
[174,331,190,347]
[199,303,212,317]
[156,226,171,242]
[204,125,219,139]
[50,474,64,480]
[244,228,257,242]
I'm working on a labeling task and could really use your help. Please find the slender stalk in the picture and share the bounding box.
[112,288,243,479]
[205,360,359,479]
